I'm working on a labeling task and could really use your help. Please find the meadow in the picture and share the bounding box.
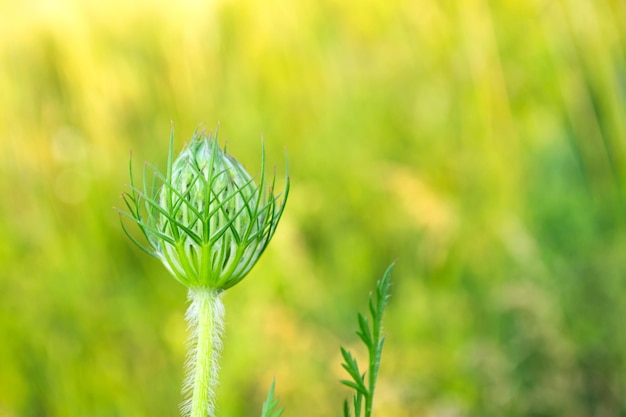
[1,0,626,416]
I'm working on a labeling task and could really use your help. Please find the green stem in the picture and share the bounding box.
[184,288,224,417]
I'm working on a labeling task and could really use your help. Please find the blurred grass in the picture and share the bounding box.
[1,0,626,416]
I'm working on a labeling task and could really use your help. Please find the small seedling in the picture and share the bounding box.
[340,263,394,417]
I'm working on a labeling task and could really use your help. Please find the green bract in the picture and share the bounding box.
[119,127,289,290]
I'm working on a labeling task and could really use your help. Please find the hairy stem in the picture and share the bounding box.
[183,288,224,417]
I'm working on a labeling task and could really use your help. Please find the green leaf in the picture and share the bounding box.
[260,380,283,417]
[340,379,367,396]
[343,399,352,417]
[356,313,372,347]
[340,348,368,395]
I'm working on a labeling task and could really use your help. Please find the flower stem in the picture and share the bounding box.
[184,288,224,417]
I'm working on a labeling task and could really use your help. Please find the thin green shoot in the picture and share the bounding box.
[340,262,395,417]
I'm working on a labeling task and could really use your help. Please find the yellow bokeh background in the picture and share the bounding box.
[1,0,626,416]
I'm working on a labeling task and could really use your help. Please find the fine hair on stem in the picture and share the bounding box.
[181,288,225,417]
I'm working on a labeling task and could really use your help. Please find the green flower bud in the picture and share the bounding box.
[119,126,289,291]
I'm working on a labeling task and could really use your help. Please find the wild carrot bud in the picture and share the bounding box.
[119,126,289,291]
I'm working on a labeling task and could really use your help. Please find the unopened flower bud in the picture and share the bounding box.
[120,127,289,291]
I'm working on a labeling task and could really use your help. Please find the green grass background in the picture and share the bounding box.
[1,0,626,416]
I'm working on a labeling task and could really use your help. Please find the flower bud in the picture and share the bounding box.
[120,127,289,291]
